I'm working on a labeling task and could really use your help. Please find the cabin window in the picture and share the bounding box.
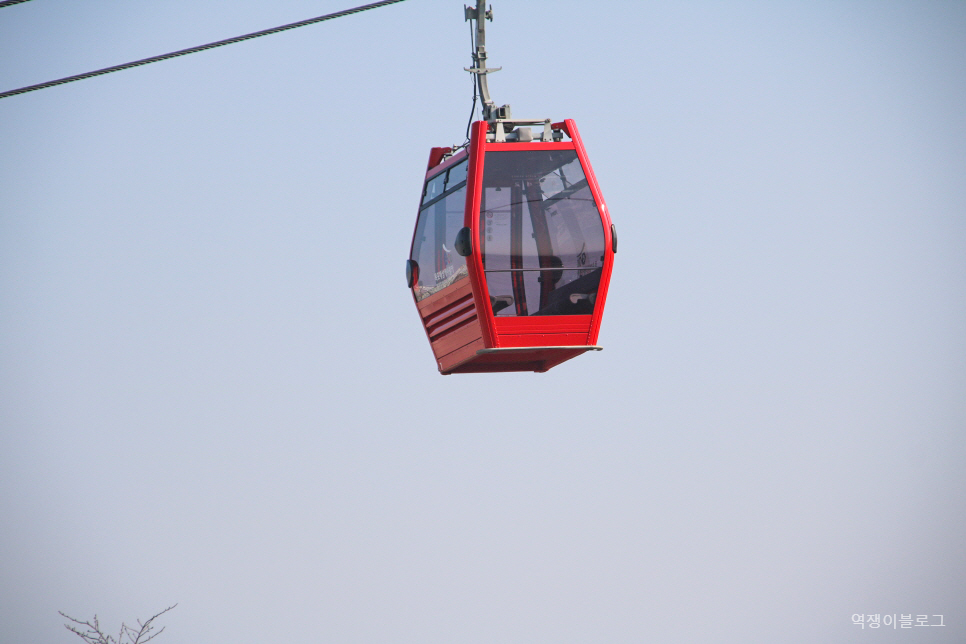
[411,160,469,301]
[480,151,605,316]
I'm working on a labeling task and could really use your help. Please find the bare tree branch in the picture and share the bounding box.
[59,612,114,644]
[60,605,176,644]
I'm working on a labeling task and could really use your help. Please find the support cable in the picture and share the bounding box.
[0,0,34,9]
[0,0,407,100]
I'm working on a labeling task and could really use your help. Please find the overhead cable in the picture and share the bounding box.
[0,0,34,9]
[0,0,407,100]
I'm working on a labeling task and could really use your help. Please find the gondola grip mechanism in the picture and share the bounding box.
[464,1,511,124]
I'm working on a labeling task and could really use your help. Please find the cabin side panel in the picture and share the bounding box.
[417,278,484,373]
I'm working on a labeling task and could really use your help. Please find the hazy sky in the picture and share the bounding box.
[1,1,964,643]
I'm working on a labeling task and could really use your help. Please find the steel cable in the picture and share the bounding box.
[0,0,34,9]
[0,0,407,100]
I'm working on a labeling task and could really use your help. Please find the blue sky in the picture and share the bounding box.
[1,1,964,643]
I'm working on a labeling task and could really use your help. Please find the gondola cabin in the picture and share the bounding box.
[407,118,616,374]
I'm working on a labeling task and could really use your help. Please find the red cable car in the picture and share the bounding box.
[406,4,616,374]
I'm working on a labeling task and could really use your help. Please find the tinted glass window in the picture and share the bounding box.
[422,158,469,205]
[422,172,448,205]
[480,151,605,316]
[411,160,469,301]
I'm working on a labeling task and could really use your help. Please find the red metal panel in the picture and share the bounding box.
[427,305,477,340]
[423,290,474,329]
[497,333,589,347]
[451,359,544,374]
[412,278,484,373]
[439,337,486,374]
[464,121,497,349]
[454,346,589,373]
[484,141,575,152]
[427,147,452,171]
[493,315,592,337]
[416,278,472,315]
[566,119,614,345]
[431,317,484,358]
